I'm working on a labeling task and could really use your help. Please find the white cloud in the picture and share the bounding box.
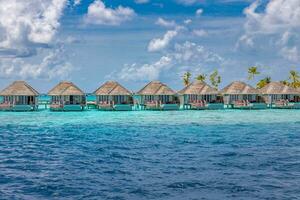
[74,0,81,6]
[84,0,135,26]
[155,18,177,28]
[118,56,172,81]
[238,0,300,62]
[0,0,73,80]
[135,0,150,4]
[192,29,208,37]
[0,0,67,56]
[280,46,299,62]
[178,0,251,5]
[184,19,192,24]
[238,34,254,47]
[177,0,198,6]
[117,41,225,81]
[148,30,179,52]
[279,31,292,46]
[196,8,203,16]
[243,0,300,35]
[0,45,73,80]
[173,42,224,63]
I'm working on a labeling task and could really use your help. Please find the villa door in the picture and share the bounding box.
[113,96,119,104]
[27,96,34,104]
[257,96,263,103]
[70,96,74,104]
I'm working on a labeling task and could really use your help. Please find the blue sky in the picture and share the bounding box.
[0,0,299,93]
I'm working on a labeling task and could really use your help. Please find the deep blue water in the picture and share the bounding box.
[0,110,300,199]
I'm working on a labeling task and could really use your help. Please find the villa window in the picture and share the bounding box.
[158,95,170,103]
[144,95,154,102]
[98,95,109,102]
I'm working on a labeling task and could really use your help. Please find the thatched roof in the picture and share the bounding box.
[48,81,84,96]
[94,81,131,95]
[221,81,259,95]
[178,80,218,95]
[0,81,39,96]
[137,81,176,95]
[260,82,299,95]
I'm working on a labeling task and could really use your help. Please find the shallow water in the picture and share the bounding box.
[0,110,300,199]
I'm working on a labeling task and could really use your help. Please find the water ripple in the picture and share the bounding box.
[0,110,299,199]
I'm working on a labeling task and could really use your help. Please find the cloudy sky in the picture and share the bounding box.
[0,0,299,92]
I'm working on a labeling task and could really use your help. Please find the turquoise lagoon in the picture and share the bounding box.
[0,110,300,199]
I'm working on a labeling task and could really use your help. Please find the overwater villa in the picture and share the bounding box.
[220,81,266,109]
[260,82,300,109]
[48,81,86,111]
[0,81,39,111]
[94,81,133,111]
[136,81,179,110]
[178,80,224,110]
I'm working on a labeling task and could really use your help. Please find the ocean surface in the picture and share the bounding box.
[0,110,300,200]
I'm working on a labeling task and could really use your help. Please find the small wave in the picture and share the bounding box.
[220,152,238,157]
[167,181,205,189]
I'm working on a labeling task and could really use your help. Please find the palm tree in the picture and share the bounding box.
[256,76,271,89]
[183,71,192,86]
[210,70,221,89]
[280,80,290,86]
[248,66,260,80]
[289,70,300,88]
[196,74,206,82]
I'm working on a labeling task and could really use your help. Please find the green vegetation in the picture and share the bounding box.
[196,74,206,82]
[279,70,300,88]
[256,77,271,89]
[280,80,289,86]
[184,67,300,90]
[182,70,221,89]
[183,71,191,86]
[210,70,221,89]
[248,66,260,80]
[288,70,300,88]
[248,66,300,89]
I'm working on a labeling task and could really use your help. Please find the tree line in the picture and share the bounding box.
[182,67,300,89]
